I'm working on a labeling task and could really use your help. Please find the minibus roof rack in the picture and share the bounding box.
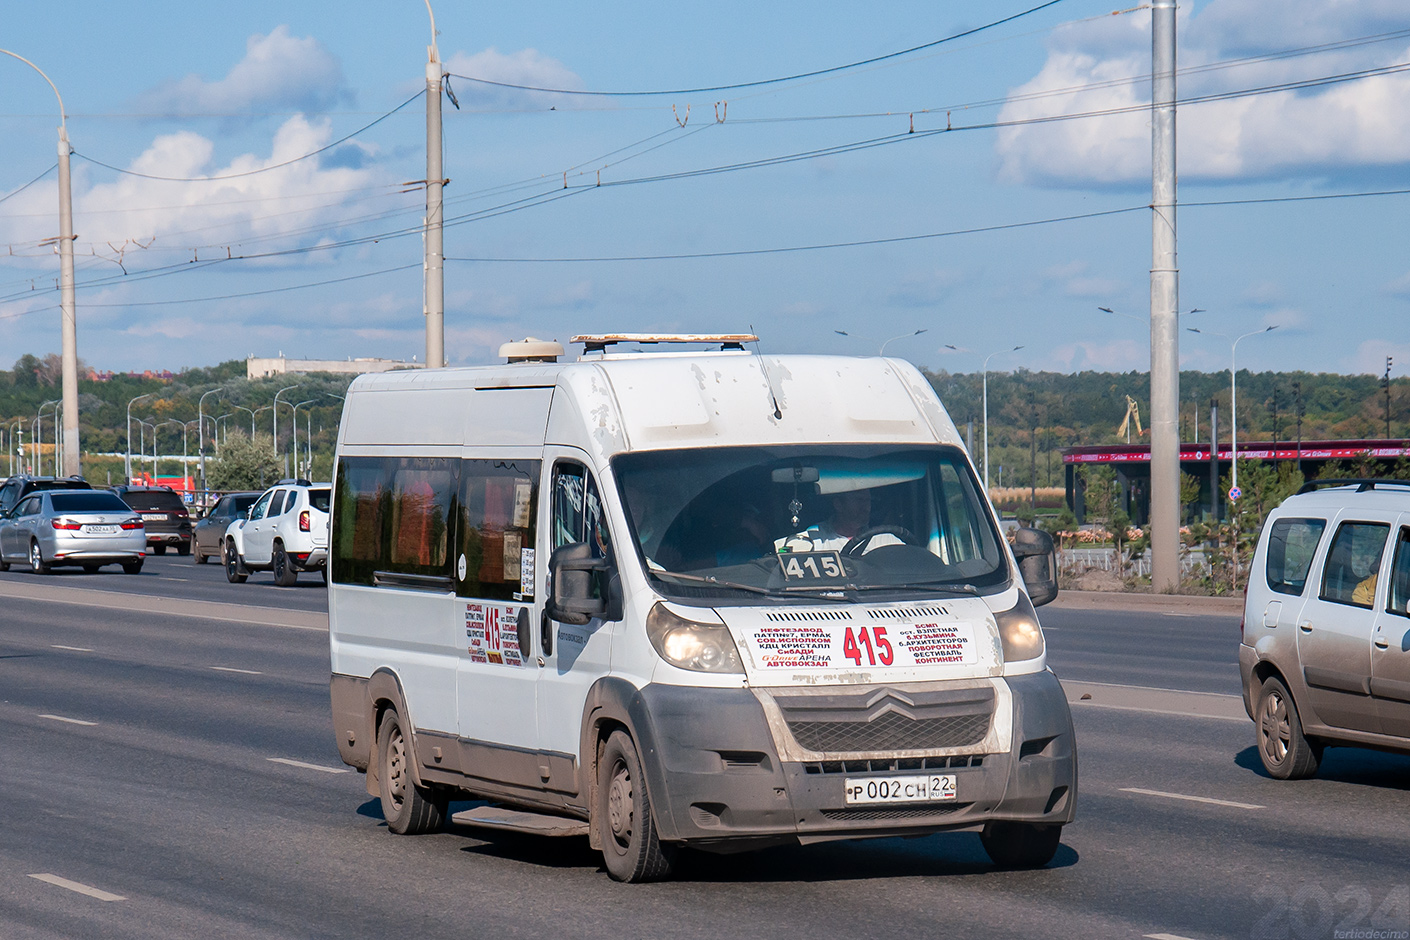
[572,333,757,354]
[1296,478,1410,495]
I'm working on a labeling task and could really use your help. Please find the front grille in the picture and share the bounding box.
[764,610,853,622]
[788,712,990,752]
[821,803,970,822]
[866,605,950,619]
[804,755,983,774]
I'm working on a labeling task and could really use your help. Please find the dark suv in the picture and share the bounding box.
[113,485,193,555]
[0,475,93,516]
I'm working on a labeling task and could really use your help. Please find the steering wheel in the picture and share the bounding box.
[842,525,918,557]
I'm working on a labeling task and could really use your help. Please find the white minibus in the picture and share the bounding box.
[328,334,1075,881]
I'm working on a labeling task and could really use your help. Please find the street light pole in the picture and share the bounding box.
[879,329,928,357]
[2,50,81,477]
[126,393,154,483]
[272,385,298,457]
[423,0,446,369]
[198,388,222,492]
[1189,325,1277,498]
[980,346,1024,493]
[37,399,60,475]
[291,400,317,478]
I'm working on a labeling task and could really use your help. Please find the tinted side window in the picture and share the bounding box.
[248,491,275,521]
[18,496,42,517]
[1389,528,1410,618]
[1319,521,1390,609]
[332,457,457,586]
[456,460,539,601]
[308,489,330,512]
[1265,517,1326,597]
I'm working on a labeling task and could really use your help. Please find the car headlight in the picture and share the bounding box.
[646,603,744,674]
[994,592,1045,663]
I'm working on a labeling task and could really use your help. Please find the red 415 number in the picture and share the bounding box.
[842,626,894,666]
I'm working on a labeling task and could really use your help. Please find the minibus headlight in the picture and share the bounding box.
[995,593,1045,663]
[646,603,744,674]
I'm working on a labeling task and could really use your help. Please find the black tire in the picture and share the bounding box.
[153,544,167,556]
[176,541,191,557]
[82,564,101,574]
[376,708,446,835]
[0,560,10,572]
[272,542,298,586]
[224,540,247,584]
[122,559,143,575]
[597,730,676,882]
[1256,675,1321,779]
[29,541,50,575]
[194,544,209,564]
[320,566,328,586]
[980,822,1063,869]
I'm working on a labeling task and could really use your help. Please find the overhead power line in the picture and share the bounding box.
[447,0,1069,97]
[71,91,424,183]
[0,164,57,207]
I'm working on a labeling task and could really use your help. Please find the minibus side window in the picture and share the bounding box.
[455,459,539,600]
[552,463,612,559]
[331,456,457,586]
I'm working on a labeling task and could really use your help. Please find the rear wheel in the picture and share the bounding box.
[376,708,446,834]
[597,730,676,882]
[176,541,190,556]
[82,564,101,574]
[121,559,143,575]
[272,542,298,586]
[980,822,1063,869]
[153,544,167,556]
[29,541,50,575]
[0,559,10,572]
[224,540,247,584]
[1257,675,1321,779]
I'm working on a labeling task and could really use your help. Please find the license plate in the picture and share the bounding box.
[144,514,168,521]
[844,774,957,805]
[83,525,119,535]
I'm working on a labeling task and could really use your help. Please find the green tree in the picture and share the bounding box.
[206,431,281,491]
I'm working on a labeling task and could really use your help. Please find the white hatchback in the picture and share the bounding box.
[224,480,330,585]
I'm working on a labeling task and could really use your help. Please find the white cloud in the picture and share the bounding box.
[996,1,1410,186]
[1345,338,1410,375]
[442,48,584,109]
[138,26,350,116]
[1047,338,1147,372]
[888,268,966,307]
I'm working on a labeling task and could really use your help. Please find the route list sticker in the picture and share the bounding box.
[745,621,976,669]
[466,602,526,667]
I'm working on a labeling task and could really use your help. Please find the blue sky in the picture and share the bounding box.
[1,0,1407,377]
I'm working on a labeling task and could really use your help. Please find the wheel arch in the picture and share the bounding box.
[365,668,431,799]
[577,676,679,846]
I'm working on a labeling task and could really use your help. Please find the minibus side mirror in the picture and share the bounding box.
[546,541,621,626]
[1012,527,1058,607]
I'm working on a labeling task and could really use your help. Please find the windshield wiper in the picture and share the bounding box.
[648,568,779,596]
[844,581,983,596]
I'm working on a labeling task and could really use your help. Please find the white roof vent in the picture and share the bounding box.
[498,337,564,363]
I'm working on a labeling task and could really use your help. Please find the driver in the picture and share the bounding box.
[775,488,903,553]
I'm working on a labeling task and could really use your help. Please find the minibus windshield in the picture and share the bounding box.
[612,445,1007,600]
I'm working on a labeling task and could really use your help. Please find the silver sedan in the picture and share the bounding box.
[0,490,146,574]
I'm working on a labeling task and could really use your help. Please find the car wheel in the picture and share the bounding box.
[121,559,143,575]
[1257,675,1321,779]
[0,559,9,572]
[224,540,247,584]
[194,543,208,564]
[153,544,167,556]
[176,541,190,557]
[597,730,676,882]
[272,542,298,586]
[82,564,101,574]
[321,566,328,586]
[29,540,50,575]
[980,822,1063,869]
[376,708,446,835]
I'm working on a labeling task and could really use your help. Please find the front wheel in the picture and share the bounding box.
[377,708,446,835]
[597,730,676,882]
[1256,675,1321,779]
[194,544,208,564]
[29,541,50,575]
[980,822,1063,869]
[224,541,247,584]
[272,543,298,586]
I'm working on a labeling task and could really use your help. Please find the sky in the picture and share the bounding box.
[1,0,1408,378]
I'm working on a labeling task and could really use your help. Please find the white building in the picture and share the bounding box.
[246,356,424,380]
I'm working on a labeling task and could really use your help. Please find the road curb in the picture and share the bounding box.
[1048,589,1243,614]
[0,580,327,631]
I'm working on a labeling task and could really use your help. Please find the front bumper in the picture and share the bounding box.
[633,671,1077,848]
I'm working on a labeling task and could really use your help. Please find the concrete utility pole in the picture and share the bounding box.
[1148,2,1180,592]
[2,50,81,477]
[423,0,446,369]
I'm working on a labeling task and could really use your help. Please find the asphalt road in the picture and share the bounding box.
[2,567,1408,940]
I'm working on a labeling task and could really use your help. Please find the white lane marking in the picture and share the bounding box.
[1145,934,1201,940]
[28,873,126,901]
[1120,787,1264,810]
[39,714,96,726]
[267,757,349,774]
[1072,700,1247,723]
[161,577,191,582]
[211,666,262,675]
[51,644,93,652]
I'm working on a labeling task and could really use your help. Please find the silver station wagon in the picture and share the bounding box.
[0,490,146,574]
[1240,479,1410,778]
